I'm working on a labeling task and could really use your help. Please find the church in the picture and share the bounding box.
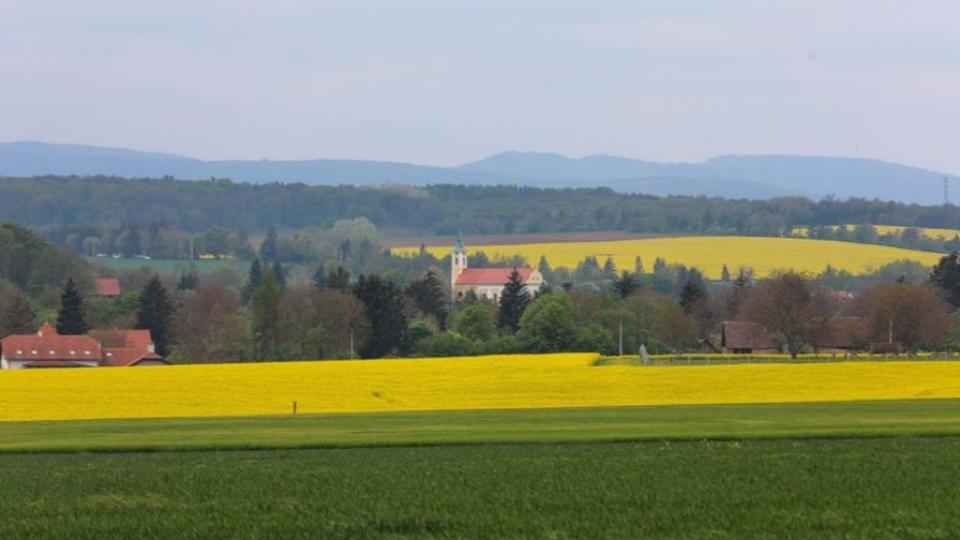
[450,234,545,301]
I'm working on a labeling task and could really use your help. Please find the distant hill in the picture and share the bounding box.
[0,141,952,204]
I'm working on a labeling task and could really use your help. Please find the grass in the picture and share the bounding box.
[393,235,943,278]
[2,437,960,538]
[85,256,245,274]
[2,399,960,453]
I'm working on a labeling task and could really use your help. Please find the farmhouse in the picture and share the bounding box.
[450,234,544,301]
[721,321,780,354]
[0,322,165,369]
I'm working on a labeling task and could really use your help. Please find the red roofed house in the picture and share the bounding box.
[450,234,544,301]
[1,323,166,369]
[721,321,781,354]
[94,278,121,297]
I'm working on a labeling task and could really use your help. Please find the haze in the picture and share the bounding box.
[1,1,958,171]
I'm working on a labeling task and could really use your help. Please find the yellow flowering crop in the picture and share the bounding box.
[393,236,942,279]
[794,224,960,240]
[2,354,960,422]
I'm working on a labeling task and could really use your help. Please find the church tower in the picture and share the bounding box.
[451,231,468,296]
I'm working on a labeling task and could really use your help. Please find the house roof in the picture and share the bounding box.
[0,323,102,361]
[455,267,533,286]
[94,278,121,296]
[722,321,779,350]
[101,347,164,367]
[89,329,153,350]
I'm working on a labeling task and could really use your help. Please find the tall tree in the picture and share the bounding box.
[602,257,617,279]
[741,272,812,358]
[497,269,529,333]
[613,271,640,299]
[930,252,960,309]
[679,272,707,314]
[260,226,279,263]
[720,264,731,282]
[242,258,263,304]
[517,294,580,353]
[406,270,449,330]
[353,274,407,358]
[271,261,287,291]
[327,266,351,292]
[135,276,176,356]
[0,291,36,336]
[251,272,283,359]
[56,278,88,335]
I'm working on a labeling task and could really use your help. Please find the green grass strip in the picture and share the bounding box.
[2,398,960,453]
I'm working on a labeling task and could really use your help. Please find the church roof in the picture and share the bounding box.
[455,268,533,286]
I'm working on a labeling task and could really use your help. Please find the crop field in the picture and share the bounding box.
[85,256,245,274]
[2,437,960,538]
[3,353,960,422]
[795,223,960,240]
[393,236,942,278]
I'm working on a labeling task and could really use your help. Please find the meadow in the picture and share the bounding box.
[795,223,960,240]
[4,354,960,421]
[393,236,943,278]
[2,437,960,538]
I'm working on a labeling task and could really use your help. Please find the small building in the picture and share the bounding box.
[721,321,780,354]
[0,323,166,369]
[450,234,544,301]
[94,278,121,297]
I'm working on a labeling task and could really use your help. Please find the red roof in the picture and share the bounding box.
[89,329,153,350]
[721,321,780,351]
[455,268,533,286]
[1,323,102,362]
[94,278,121,296]
[101,347,164,367]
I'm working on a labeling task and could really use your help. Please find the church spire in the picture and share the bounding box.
[454,230,465,254]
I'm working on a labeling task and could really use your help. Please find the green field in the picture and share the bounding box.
[2,399,960,453]
[85,256,245,274]
[2,437,959,538]
[4,400,960,538]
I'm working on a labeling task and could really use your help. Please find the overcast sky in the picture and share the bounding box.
[1,1,958,171]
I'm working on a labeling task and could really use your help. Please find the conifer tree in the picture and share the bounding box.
[613,271,640,299]
[177,265,199,291]
[537,256,553,282]
[602,257,617,279]
[243,258,263,304]
[136,276,176,356]
[635,256,645,274]
[931,252,960,308]
[353,274,407,358]
[327,266,351,292]
[251,272,282,359]
[260,226,279,263]
[271,261,287,291]
[0,292,36,336]
[407,270,448,330]
[56,278,88,335]
[721,264,731,282]
[679,271,707,314]
[497,269,529,333]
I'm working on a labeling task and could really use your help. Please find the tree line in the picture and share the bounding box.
[5,175,960,238]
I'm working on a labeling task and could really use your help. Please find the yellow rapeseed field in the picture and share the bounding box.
[795,224,960,240]
[394,236,942,279]
[2,354,960,422]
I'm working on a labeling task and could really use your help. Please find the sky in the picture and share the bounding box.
[1,1,958,171]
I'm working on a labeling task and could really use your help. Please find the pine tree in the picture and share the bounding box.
[0,291,36,336]
[243,258,263,304]
[271,261,287,291]
[679,272,707,314]
[327,266,350,292]
[56,278,88,335]
[497,269,529,333]
[613,271,640,299]
[602,257,617,279]
[260,226,279,263]
[136,276,176,356]
[635,256,645,274]
[177,265,199,291]
[407,270,449,330]
[653,257,667,273]
[251,272,282,359]
[720,264,731,282]
[353,274,407,358]
[931,252,960,308]
[537,256,553,282]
